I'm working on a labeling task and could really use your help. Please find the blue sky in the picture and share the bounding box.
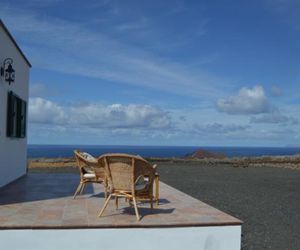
[1,0,300,146]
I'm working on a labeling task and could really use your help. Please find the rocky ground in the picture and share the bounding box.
[27,156,300,250]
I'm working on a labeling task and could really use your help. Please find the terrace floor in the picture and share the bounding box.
[0,174,242,229]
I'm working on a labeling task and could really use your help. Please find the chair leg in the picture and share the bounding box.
[104,186,107,199]
[98,194,112,217]
[155,175,159,207]
[80,183,86,195]
[132,197,140,221]
[104,180,108,199]
[115,197,119,210]
[150,197,153,210]
[73,182,83,199]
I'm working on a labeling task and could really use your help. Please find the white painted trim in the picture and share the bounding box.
[0,226,241,250]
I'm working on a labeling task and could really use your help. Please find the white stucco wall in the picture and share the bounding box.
[0,24,30,187]
[0,226,242,250]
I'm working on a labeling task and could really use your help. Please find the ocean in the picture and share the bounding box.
[27,145,300,158]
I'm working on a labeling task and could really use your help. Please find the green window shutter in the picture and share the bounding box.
[6,92,26,138]
[6,92,14,137]
[16,97,22,138]
[20,100,27,138]
[11,94,18,137]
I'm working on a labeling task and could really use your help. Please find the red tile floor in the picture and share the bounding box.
[0,174,242,229]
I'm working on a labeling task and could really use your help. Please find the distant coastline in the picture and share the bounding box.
[27,144,300,159]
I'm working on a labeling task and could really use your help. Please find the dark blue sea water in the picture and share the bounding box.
[27,145,300,158]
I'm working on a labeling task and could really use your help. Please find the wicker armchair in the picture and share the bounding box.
[96,154,156,221]
[73,150,107,199]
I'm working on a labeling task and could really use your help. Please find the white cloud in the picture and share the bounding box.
[0,5,222,98]
[70,103,171,129]
[29,98,66,124]
[28,98,171,130]
[115,17,149,31]
[29,83,59,97]
[27,97,300,145]
[11,0,64,8]
[265,0,300,29]
[29,84,47,97]
[217,86,272,114]
[193,122,249,135]
[250,112,298,124]
[270,86,283,97]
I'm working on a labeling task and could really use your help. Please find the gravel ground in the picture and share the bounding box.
[157,162,300,250]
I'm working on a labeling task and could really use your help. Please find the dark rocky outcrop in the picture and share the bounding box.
[185,149,227,159]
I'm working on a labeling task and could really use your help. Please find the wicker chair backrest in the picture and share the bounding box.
[99,154,155,193]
